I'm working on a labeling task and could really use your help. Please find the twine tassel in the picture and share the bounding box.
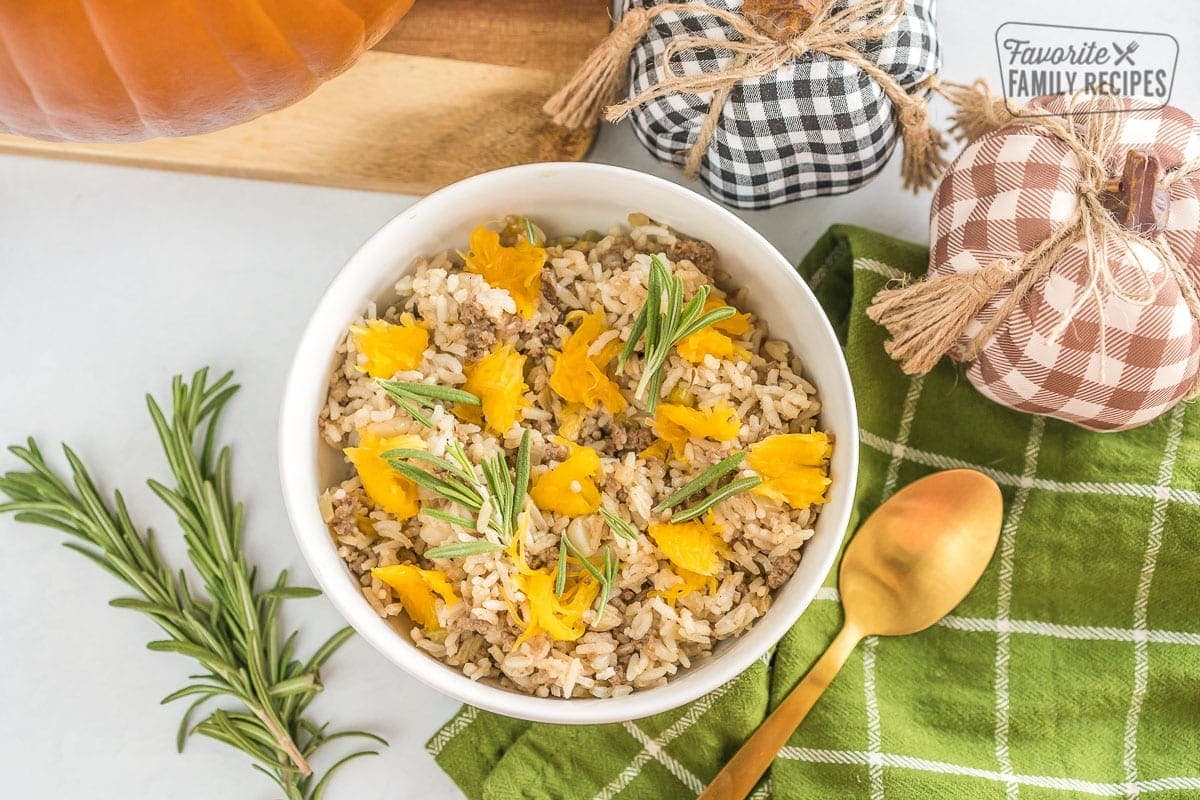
[543,8,656,129]
[897,95,948,192]
[866,259,1023,374]
[937,78,1016,143]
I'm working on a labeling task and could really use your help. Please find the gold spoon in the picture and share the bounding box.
[698,469,1003,800]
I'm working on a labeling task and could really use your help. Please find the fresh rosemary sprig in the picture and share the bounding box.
[597,547,620,614]
[600,507,640,542]
[558,533,618,614]
[0,369,381,800]
[671,476,763,524]
[618,254,736,412]
[654,452,746,512]
[423,540,505,559]
[388,430,532,551]
[377,379,480,429]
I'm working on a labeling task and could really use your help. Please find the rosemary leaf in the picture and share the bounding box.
[599,508,640,542]
[560,533,607,585]
[671,476,764,523]
[387,460,482,511]
[393,396,433,428]
[379,379,481,407]
[0,369,381,798]
[382,448,476,485]
[622,255,738,412]
[653,452,747,512]
[677,306,737,341]
[523,217,538,247]
[595,547,618,615]
[419,507,477,529]
[554,539,568,597]
[513,430,532,511]
[424,540,505,559]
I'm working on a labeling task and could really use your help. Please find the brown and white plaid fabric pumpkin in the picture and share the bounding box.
[925,95,1200,431]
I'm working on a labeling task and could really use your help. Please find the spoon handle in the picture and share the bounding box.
[697,623,864,800]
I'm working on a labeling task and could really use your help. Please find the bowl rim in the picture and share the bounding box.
[278,162,858,725]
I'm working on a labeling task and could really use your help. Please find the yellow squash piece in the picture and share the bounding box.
[548,310,627,413]
[530,440,602,517]
[676,296,753,365]
[557,403,586,442]
[648,515,726,577]
[677,326,750,364]
[652,403,741,461]
[651,567,716,605]
[371,564,460,630]
[513,568,599,646]
[747,432,833,508]
[457,343,528,435]
[506,523,599,646]
[343,431,426,519]
[350,314,429,379]
[461,226,546,318]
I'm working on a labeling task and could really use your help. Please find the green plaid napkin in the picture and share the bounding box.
[428,225,1200,799]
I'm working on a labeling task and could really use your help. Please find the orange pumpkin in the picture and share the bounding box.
[0,0,414,142]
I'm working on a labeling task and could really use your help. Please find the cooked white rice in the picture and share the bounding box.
[317,215,828,698]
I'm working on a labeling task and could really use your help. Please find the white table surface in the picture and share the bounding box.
[2,3,1197,798]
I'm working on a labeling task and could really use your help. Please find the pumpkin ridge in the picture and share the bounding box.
[188,0,317,113]
[0,27,61,140]
[75,0,172,138]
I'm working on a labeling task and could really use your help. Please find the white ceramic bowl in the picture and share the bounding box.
[279,163,858,725]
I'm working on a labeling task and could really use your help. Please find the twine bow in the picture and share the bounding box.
[544,0,946,191]
[868,83,1200,392]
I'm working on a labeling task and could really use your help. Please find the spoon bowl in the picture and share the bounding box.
[698,469,1004,800]
[841,469,1004,636]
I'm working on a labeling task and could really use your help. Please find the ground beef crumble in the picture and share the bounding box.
[667,239,719,276]
[327,491,368,543]
[608,418,655,454]
[459,300,499,360]
[766,552,801,589]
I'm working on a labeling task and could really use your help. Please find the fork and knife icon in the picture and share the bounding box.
[1113,39,1139,66]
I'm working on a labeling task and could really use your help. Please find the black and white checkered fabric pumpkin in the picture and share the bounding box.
[624,0,940,209]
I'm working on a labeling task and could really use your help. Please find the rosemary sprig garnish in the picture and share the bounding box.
[0,369,381,800]
[388,431,532,550]
[558,534,618,614]
[600,507,640,542]
[424,540,506,559]
[597,547,619,614]
[555,538,569,596]
[618,254,736,412]
[654,452,746,512]
[377,379,480,429]
[420,507,477,529]
[671,476,763,524]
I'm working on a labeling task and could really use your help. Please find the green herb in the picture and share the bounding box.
[377,379,480,429]
[599,507,640,542]
[480,429,532,542]
[559,534,617,614]
[387,431,531,550]
[653,452,747,512]
[671,476,763,524]
[0,369,382,800]
[617,255,736,411]
[419,507,477,529]
[523,218,539,247]
[424,540,506,559]
[554,538,569,596]
[596,547,619,615]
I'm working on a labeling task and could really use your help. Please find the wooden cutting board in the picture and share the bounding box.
[0,1,612,195]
